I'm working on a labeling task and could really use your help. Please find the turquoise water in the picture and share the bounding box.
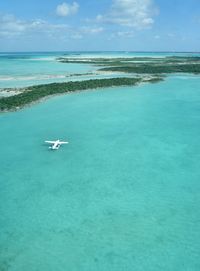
[0,75,200,270]
[0,52,95,88]
[1,51,200,88]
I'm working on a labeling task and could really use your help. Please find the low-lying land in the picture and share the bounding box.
[0,77,163,112]
[58,56,200,74]
[99,63,200,74]
[1,55,200,112]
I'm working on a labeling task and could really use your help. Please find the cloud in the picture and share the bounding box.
[56,2,79,17]
[80,26,104,34]
[0,14,71,38]
[154,34,160,39]
[0,14,27,35]
[0,13,103,42]
[117,31,134,38]
[96,0,158,29]
[71,33,83,39]
[167,33,175,38]
[109,31,134,39]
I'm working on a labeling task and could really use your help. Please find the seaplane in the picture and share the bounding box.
[45,140,69,150]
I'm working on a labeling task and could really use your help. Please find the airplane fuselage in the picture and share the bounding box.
[45,139,69,150]
[50,140,61,150]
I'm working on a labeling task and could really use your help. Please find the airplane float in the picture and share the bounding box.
[45,140,68,150]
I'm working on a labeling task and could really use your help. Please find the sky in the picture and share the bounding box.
[0,0,199,52]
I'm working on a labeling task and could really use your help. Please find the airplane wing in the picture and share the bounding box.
[45,141,56,144]
[59,141,68,144]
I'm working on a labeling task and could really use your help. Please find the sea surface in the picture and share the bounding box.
[0,51,200,89]
[0,52,200,270]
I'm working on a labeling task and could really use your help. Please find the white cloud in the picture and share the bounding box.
[168,33,175,38]
[0,14,70,38]
[71,33,83,39]
[81,26,104,34]
[96,0,158,29]
[0,13,104,42]
[117,31,134,37]
[154,34,160,39]
[56,2,79,17]
[0,14,26,35]
[108,30,134,40]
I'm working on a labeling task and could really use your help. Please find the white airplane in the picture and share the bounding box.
[45,140,69,150]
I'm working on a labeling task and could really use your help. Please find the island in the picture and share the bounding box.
[1,55,200,112]
[0,77,161,112]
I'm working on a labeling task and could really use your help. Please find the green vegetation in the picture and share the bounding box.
[0,77,145,112]
[99,63,200,74]
[58,56,200,74]
[143,76,165,83]
[2,55,199,112]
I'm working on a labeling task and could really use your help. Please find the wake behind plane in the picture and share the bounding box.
[45,139,68,150]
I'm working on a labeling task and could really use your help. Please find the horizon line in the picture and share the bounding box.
[0,50,200,54]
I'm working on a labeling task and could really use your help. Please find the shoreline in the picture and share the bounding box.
[1,54,200,113]
[0,76,163,113]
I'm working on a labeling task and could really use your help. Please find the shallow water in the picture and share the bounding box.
[0,52,95,88]
[0,75,200,270]
[1,51,200,88]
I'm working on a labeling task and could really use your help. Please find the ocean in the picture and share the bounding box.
[0,52,200,270]
[0,51,200,89]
